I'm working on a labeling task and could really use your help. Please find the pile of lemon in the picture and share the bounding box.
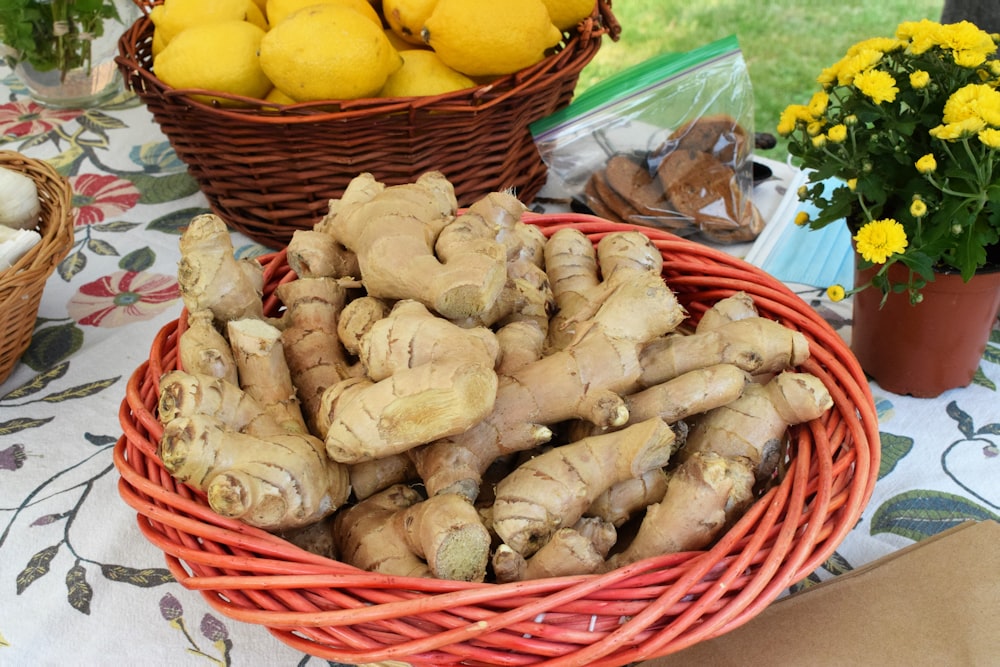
[150,0,596,106]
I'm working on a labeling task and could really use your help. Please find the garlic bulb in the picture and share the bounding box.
[0,165,42,230]
[0,226,42,270]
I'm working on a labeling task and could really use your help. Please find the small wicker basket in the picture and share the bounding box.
[116,214,880,666]
[115,1,619,248]
[0,151,74,386]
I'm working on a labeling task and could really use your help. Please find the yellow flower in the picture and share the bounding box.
[941,83,1000,125]
[811,133,827,148]
[915,153,937,173]
[807,91,830,116]
[930,116,986,140]
[979,127,1000,148]
[827,124,848,142]
[848,37,904,56]
[937,20,997,67]
[847,178,857,191]
[817,63,840,88]
[794,211,810,226]
[910,198,927,217]
[853,69,899,104]
[776,104,814,136]
[806,120,825,136]
[897,19,942,55]
[826,284,846,302]
[854,218,909,264]
[835,49,885,86]
[909,70,930,88]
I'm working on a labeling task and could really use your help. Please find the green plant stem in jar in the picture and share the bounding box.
[0,0,123,81]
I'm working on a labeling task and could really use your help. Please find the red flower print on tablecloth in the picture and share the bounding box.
[70,173,141,227]
[0,99,80,138]
[67,270,180,328]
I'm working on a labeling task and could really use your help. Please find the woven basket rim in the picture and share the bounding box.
[117,1,618,123]
[0,151,74,277]
[116,213,880,666]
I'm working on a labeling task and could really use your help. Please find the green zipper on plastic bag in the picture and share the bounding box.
[530,34,741,138]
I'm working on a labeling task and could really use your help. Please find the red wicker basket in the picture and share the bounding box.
[116,214,879,666]
[115,2,618,249]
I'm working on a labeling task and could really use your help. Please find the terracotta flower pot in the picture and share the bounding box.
[851,259,1000,398]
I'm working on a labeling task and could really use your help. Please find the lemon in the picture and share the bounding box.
[383,0,439,46]
[378,49,475,97]
[259,4,403,101]
[541,0,594,31]
[150,0,268,46]
[265,0,381,27]
[384,27,425,52]
[154,20,273,106]
[422,0,562,77]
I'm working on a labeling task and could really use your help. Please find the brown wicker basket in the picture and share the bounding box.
[115,1,619,248]
[116,214,880,666]
[0,152,75,386]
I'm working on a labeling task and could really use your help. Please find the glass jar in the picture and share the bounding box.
[3,0,141,108]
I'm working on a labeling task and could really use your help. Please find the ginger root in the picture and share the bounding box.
[275,276,358,434]
[321,300,500,463]
[158,370,283,437]
[334,485,491,582]
[157,172,838,583]
[178,309,238,385]
[607,451,756,569]
[319,171,507,320]
[227,317,309,435]
[491,417,677,557]
[177,214,264,325]
[414,230,687,499]
[159,414,350,531]
[681,371,834,481]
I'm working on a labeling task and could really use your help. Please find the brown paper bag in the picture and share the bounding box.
[640,520,1000,666]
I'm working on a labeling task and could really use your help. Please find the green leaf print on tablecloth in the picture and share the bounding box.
[871,490,999,541]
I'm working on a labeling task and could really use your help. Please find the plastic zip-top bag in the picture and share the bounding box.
[532,36,765,244]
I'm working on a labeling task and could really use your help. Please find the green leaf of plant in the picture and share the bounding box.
[870,490,1000,542]
[147,207,210,235]
[21,324,85,371]
[1,361,70,399]
[101,564,175,587]
[40,377,120,403]
[877,432,913,479]
[66,565,93,615]
[58,249,87,282]
[16,544,60,594]
[86,237,119,257]
[0,416,54,436]
[120,247,155,272]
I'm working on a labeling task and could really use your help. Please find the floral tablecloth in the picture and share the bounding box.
[1,72,998,666]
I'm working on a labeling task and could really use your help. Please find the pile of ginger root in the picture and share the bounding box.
[156,170,834,584]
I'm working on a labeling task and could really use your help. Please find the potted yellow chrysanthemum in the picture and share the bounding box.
[778,18,1000,397]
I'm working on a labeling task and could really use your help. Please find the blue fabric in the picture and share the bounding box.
[758,201,855,289]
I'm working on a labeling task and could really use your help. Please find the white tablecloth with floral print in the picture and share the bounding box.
[1,71,998,667]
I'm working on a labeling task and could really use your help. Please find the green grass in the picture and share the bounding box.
[575,0,945,159]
